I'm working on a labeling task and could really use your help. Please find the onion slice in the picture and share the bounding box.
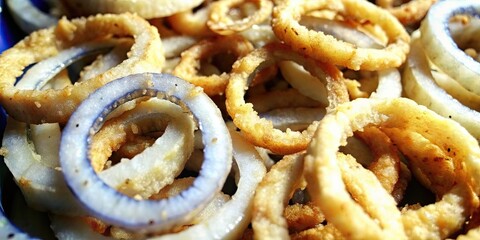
[59,73,232,233]
[6,0,58,33]
[155,125,266,239]
[403,32,480,140]
[420,0,480,95]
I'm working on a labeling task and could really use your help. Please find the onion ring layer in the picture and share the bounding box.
[420,0,480,95]
[59,73,232,233]
[0,13,164,124]
[271,0,410,70]
[226,42,349,154]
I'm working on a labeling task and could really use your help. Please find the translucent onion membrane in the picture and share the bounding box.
[420,0,480,95]
[59,73,232,233]
[5,0,57,33]
[403,32,480,140]
[60,0,204,19]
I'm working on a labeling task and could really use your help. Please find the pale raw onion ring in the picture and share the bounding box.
[0,13,164,124]
[278,61,329,106]
[238,24,278,48]
[59,73,232,233]
[271,0,410,70]
[420,0,480,95]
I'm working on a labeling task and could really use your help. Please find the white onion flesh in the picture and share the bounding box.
[59,73,232,233]
[6,0,58,33]
[155,126,266,239]
[98,99,195,199]
[15,41,115,90]
[403,32,480,140]
[420,0,480,95]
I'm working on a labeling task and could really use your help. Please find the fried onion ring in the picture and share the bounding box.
[207,0,273,35]
[271,0,410,70]
[305,97,480,239]
[172,35,254,96]
[0,13,164,124]
[376,0,437,25]
[59,0,204,19]
[226,42,349,154]
[419,0,480,95]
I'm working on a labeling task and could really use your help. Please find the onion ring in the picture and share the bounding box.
[252,153,305,239]
[305,97,480,238]
[271,0,410,70]
[0,13,164,124]
[59,73,232,233]
[155,126,266,239]
[403,32,480,140]
[6,0,58,33]
[2,118,85,215]
[419,0,480,95]
[376,0,437,25]
[167,6,215,37]
[91,99,195,199]
[59,0,204,19]
[226,42,349,154]
[207,0,273,35]
[172,35,254,96]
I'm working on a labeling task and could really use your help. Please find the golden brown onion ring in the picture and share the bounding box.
[376,0,437,25]
[173,35,254,96]
[0,13,164,124]
[59,0,204,19]
[355,126,402,197]
[167,6,215,37]
[305,97,480,239]
[403,32,480,140]
[248,88,324,114]
[252,153,305,239]
[226,43,349,154]
[207,0,273,35]
[271,0,410,70]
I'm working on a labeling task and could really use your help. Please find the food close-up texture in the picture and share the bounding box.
[1,0,480,239]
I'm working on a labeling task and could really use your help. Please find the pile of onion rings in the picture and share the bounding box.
[2,0,480,239]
